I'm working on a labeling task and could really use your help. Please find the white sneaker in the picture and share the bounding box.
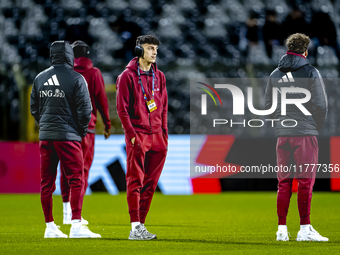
[276,230,289,241]
[69,225,101,238]
[140,225,157,239]
[81,217,89,225]
[128,224,157,240]
[63,213,72,225]
[296,225,329,242]
[64,214,88,225]
[44,224,68,238]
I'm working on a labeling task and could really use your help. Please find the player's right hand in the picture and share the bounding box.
[104,129,111,139]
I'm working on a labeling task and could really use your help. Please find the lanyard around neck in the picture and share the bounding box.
[137,62,155,101]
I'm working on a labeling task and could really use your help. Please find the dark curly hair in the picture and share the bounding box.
[286,33,310,54]
[136,35,160,46]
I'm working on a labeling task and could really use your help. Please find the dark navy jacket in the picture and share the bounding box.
[265,52,327,137]
[30,41,92,142]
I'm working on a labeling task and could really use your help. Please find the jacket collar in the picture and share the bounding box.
[74,57,93,73]
[286,51,306,59]
[126,57,158,75]
[278,52,309,71]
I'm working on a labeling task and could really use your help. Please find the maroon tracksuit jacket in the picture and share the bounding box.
[116,57,168,223]
[74,57,111,132]
[116,57,168,139]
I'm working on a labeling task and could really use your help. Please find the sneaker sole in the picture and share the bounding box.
[296,238,328,242]
[44,236,68,238]
[128,236,157,240]
[69,236,101,238]
[276,234,289,241]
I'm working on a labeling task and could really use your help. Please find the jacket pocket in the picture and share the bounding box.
[163,131,168,151]
[133,101,140,119]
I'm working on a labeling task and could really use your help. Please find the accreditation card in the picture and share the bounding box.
[147,99,157,112]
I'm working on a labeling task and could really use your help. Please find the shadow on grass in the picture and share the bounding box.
[101,224,193,228]
[3,237,337,246]
[96,238,296,246]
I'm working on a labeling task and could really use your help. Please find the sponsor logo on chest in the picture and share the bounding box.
[39,74,65,98]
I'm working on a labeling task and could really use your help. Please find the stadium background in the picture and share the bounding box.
[1,0,340,194]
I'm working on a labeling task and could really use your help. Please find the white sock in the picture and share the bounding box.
[63,202,71,214]
[46,221,56,230]
[71,219,82,228]
[131,222,140,231]
[300,224,310,232]
[278,225,287,232]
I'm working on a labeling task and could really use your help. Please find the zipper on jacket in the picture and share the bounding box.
[147,74,152,134]
[148,113,152,134]
[147,75,151,95]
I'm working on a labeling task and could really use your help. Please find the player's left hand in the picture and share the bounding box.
[104,129,111,139]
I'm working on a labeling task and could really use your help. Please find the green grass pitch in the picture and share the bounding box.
[0,192,339,254]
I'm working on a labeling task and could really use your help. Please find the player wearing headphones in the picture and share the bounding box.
[116,35,168,240]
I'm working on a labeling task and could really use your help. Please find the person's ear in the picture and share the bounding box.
[304,50,308,57]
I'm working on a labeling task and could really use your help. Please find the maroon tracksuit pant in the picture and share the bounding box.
[39,141,84,222]
[276,136,318,225]
[60,133,95,203]
[126,131,168,223]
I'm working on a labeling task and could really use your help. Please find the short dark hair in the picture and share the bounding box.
[286,33,310,54]
[136,35,160,46]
